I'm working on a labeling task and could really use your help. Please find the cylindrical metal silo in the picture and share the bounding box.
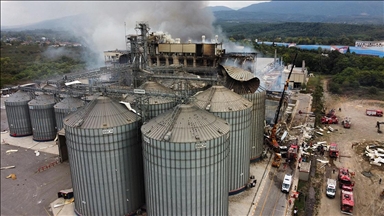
[54,97,85,131]
[124,81,177,120]
[28,94,57,141]
[243,87,267,162]
[191,85,252,195]
[4,90,33,137]
[141,104,230,215]
[64,96,145,216]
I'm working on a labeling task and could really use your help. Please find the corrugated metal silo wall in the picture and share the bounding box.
[54,104,83,131]
[65,123,145,216]
[215,108,252,194]
[29,103,57,141]
[54,109,70,132]
[5,100,33,136]
[243,90,267,162]
[142,135,230,215]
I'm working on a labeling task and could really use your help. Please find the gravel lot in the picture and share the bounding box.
[315,82,384,216]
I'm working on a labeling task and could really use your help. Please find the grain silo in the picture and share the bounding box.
[191,86,253,195]
[219,65,266,162]
[123,81,177,121]
[243,87,267,162]
[54,97,85,131]
[28,94,57,141]
[141,104,230,215]
[63,96,145,216]
[4,90,33,137]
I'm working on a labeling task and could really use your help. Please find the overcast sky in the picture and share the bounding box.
[1,1,266,26]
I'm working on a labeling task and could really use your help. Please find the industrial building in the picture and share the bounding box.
[2,21,293,215]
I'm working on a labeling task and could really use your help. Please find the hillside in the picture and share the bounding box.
[213,1,384,24]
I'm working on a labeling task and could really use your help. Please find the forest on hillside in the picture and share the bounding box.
[214,22,384,46]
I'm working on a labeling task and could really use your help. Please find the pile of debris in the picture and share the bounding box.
[364,144,384,166]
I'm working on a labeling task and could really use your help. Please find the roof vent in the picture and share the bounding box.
[195,135,200,140]
[205,104,211,111]
[164,131,172,141]
[218,129,223,134]
[228,107,232,110]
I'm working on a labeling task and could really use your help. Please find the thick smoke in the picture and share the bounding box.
[59,1,218,67]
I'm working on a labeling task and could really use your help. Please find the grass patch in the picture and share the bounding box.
[295,180,309,213]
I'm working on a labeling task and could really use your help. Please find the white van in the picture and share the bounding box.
[282,174,292,193]
[326,178,337,198]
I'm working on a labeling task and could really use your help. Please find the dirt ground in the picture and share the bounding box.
[312,81,384,216]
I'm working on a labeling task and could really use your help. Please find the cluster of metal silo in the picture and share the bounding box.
[141,104,231,215]
[4,90,34,137]
[191,85,253,195]
[243,86,267,162]
[122,81,177,121]
[28,94,57,141]
[54,97,85,131]
[63,96,145,216]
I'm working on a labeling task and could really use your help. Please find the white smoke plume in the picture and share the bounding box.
[56,1,219,66]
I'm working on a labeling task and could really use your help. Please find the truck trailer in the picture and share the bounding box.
[366,109,383,117]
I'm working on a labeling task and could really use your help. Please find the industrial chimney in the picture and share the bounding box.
[202,35,206,43]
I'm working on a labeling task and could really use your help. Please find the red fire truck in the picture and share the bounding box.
[338,168,355,189]
[329,143,339,158]
[340,185,354,215]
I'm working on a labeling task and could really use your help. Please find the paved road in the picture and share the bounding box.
[252,163,294,216]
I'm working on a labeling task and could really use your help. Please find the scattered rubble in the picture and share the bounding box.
[0,165,15,170]
[6,173,17,180]
[6,149,18,154]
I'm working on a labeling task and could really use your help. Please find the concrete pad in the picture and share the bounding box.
[50,198,75,216]
[1,144,72,216]
[1,132,58,155]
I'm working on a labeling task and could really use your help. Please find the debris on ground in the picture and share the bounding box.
[0,165,16,170]
[6,149,18,154]
[34,150,40,156]
[364,145,384,166]
[6,173,17,180]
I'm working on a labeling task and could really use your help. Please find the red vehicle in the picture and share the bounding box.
[329,143,339,158]
[287,144,299,160]
[366,109,383,117]
[338,168,355,189]
[341,187,354,215]
[321,115,338,124]
[341,117,351,128]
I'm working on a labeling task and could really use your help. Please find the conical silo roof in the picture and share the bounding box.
[139,81,174,94]
[64,96,139,129]
[54,97,84,110]
[28,94,55,106]
[141,104,230,142]
[4,90,33,104]
[192,86,252,112]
